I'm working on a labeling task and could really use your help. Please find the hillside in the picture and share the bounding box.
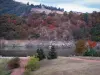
[0,0,100,41]
[0,0,29,16]
[0,0,64,16]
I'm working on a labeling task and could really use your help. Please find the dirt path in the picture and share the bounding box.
[11,57,29,75]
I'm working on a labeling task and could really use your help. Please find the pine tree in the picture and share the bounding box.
[83,13,89,25]
[35,48,45,61]
[90,24,100,42]
[47,46,57,59]
[27,2,29,5]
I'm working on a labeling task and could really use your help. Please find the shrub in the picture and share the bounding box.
[47,46,57,59]
[83,48,98,57]
[7,57,20,69]
[25,56,40,71]
[75,40,87,55]
[35,48,45,61]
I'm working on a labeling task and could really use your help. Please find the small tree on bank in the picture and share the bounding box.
[35,48,45,61]
[83,48,98,56]
[47,46,57,59]
[75,40,87,55]
[83,40,98,57]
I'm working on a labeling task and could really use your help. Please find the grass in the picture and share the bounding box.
[0,58,11,75]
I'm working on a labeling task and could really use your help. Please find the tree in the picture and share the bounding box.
[75,40,87,55]
[63,11,67,16]
[72,26,89,40]
[83,13,89,25]
[90,24,100,42]
[35,48,45,61]
[83,40,98,56]
[68,11,73,19]
[27,2,29,5]
[47,46,57,59]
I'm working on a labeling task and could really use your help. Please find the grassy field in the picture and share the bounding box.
[0,57,100,75]
[31,57,100,75]
[0,58,11,75]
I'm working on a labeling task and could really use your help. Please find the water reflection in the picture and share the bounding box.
[0,40,76,56]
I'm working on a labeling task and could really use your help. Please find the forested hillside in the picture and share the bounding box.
[0,0,64,16]
[0,0,100,41]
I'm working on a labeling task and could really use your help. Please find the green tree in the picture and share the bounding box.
[35,48,45,61]
[27,2,29,5]
[90,24,100,42]
[83,12,89,25]
[63,11,67,16]
[47,46,57,59]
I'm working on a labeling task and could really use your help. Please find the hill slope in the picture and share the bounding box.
[0,0,64,16]
[0,0,100,41]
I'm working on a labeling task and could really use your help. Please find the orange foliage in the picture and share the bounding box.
[88,40,97,48]
[75,40,87,54]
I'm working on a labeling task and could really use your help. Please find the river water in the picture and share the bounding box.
[0,41,76,56]
[0,41,100,56]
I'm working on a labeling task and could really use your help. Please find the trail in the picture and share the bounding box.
[11,57,29,75]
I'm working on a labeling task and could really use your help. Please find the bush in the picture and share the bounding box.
[75,40,87,55]
[35,48,45,61]
[83,48,98,57]
[7,57,20,69]
[25,56,40,71]
[47,46,57,59]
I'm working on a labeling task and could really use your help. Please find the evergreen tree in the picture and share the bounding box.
[83,13,89,25]
[90,24,100,42]
[47,46,57,59]
[27,2,29,5]
[63,11,67,16]
[35,48,45,61]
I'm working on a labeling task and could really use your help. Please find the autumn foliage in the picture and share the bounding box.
[75,40,87,55]
[88,40,97,48]
[0,11,100,41]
